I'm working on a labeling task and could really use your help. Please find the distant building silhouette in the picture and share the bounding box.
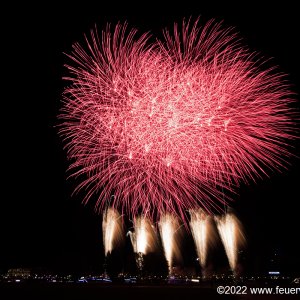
[7,268,31,278]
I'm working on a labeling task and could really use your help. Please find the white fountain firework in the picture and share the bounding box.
[128,216,158,272]
[128,216,157,254]
[190,209,212,269]
[159,213,181,275]
[102,207,124,256]
[215,212,245,274]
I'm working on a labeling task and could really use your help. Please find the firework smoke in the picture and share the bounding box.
[215,212,246,274]
[102,207,124,256]
[59,18,297,224]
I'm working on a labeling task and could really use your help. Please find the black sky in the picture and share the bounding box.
[2,1,300,275]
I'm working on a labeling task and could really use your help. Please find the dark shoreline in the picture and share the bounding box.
[0,283,224,300]
[1,282,299,300]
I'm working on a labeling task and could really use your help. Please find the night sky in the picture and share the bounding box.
[2,2,300,276]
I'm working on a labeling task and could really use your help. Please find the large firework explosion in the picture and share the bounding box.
[59,18,297,223]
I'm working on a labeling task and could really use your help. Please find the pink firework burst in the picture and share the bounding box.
[59,19,297,222]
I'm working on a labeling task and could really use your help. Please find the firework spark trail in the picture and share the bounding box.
[128,216,158,255]
[215,212,246,273]
[159,213,181,275]
[59,18,297,224]
[102,207,123,256]
[190,209,212,269]
[127,216,158,272]
[134,217,148,254]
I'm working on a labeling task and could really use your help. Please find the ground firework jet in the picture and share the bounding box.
[102,208,124,274]
[190,209,215,276]
[127,217,158,273]
[159,214,182,276]
[215,211,246,275]
[59,18,297,225]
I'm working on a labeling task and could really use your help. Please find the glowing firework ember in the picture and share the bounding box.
[215,212,246,273]
[159,213,181,274]
[59,18,297,223]
[102,207,124,256]
[190,209,213,269]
